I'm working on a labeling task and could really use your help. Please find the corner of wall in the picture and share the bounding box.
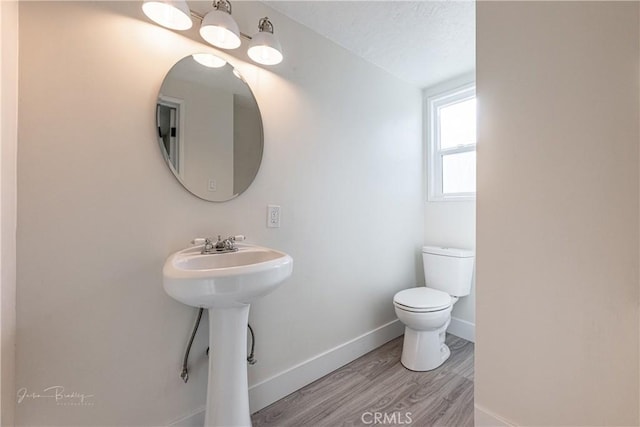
[638,2,640,422]
[0,1,19,425]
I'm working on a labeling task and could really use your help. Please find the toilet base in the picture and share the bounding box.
[400,322,450,371]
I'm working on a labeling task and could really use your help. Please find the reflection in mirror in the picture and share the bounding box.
[157,54,263,201]
[157,97,183,174]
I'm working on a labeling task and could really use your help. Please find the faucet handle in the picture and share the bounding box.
[191,238,207,245]
[231,235,246,242]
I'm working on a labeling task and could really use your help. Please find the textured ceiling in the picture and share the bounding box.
[265,1,475,88]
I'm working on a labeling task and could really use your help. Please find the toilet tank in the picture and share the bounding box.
[422,246,474,297]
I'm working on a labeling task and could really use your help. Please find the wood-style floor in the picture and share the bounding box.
[251,334,474,427]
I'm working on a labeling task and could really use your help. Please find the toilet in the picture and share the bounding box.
[393,246,474,371]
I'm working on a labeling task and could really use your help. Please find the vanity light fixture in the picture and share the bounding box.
[247,18,283,66]
[142,0,284,66]
[142,0,192,31]
[192,53,227,68]
[200,0,241,49]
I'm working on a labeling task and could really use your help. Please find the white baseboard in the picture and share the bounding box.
[475,404,515,427]
[168,405,205,427]
[169,319,404,426]
[448,316,475,343]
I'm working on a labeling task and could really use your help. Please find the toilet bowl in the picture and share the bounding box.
[393,246,474,372]
[393,288,455,371]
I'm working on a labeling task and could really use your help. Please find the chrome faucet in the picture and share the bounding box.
[196,235,245,254]
[214,235,237,252]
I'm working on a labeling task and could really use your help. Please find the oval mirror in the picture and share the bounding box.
[156,54,263,201]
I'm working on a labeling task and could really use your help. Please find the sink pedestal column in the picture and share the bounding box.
[205,305,252,427]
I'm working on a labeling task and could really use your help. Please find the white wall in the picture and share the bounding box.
[424,73,476,341]
[476,2,639,425]
[0,0,18,425]
[15,2,423,425]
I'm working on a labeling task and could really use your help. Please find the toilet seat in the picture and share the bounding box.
[393,287,451,313]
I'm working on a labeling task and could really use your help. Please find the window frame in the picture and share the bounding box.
[426,81,476,202]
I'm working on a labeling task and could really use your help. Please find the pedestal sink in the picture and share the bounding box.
[163,241,293,427]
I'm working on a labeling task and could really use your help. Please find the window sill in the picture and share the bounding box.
[428,194,476,203]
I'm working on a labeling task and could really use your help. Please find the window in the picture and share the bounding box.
[427,82,476,201]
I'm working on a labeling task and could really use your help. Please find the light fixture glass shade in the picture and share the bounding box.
[142,0,192,30]
[192,53,227,68]
[248,31,283,65]
[200,10,241,49]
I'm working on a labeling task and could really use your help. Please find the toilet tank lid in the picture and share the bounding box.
[422,246,474,258]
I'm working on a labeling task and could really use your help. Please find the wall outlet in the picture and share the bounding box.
[267,205,281,228]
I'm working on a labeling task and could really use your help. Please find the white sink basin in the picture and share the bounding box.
[163,241,293,426]
[163,243,293,308]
